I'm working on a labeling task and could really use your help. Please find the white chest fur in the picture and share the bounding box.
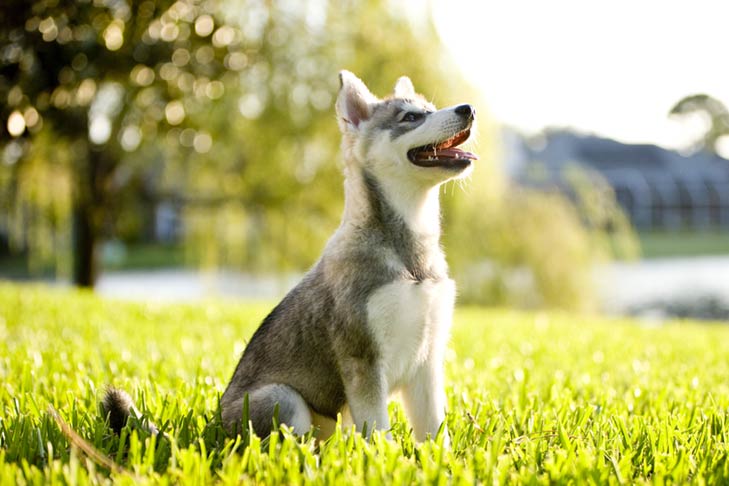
[366,278,455,390]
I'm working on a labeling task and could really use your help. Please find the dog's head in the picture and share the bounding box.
[336,71,477,187]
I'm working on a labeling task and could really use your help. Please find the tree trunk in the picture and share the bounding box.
[71,145,108,288]
[71,203,97,288]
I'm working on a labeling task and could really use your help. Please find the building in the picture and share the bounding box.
[506,129,729,230]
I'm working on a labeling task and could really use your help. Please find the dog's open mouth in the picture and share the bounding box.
[407,128,478,169]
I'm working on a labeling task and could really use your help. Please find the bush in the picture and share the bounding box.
[444,158,637,311]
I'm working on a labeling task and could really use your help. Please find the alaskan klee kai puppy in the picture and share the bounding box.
[104,71,476,445]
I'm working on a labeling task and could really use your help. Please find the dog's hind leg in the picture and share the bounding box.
[221,384,312,437]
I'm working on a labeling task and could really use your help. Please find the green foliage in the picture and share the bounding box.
[173,0,484,273]
[2,283,729,483]
[0,0,632,310]
[448,188,598,310]
[0,130,73,276]
[1,0,253,284]
[0,0,484,282]
[445,166,638,311]
[670,94,729,154]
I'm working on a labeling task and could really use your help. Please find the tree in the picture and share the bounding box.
[1,1,635,311]
[1,0,245,286]
[173,0,496,274]
[1,0,476,287]
[670,94,729,155]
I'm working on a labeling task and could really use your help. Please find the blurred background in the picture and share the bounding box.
[1,0,728,320]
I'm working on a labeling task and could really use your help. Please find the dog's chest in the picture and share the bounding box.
[366,277,455,389]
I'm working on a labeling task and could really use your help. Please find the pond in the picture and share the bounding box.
[94,257,729,321]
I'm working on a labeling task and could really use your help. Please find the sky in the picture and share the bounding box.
[432,0,729,153]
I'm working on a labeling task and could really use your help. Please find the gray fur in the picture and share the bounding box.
[220,167,445,437]
[370,99,430,140]
[223,384,311,436]
[361,170,442,282]
[388,115,428,140]
[101,386,159,435]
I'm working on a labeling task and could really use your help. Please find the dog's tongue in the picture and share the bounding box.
[415,147,478,160]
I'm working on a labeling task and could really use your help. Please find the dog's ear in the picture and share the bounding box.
[336,70,377,131]
[393,76,415,99]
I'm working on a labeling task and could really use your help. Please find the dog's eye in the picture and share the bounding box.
[401,112,424,123]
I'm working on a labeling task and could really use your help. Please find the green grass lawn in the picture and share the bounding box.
[638,231,729,259]
[1,283,728,484]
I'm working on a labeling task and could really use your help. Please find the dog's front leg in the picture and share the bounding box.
[401,362,449,447]
[341,360,390,437]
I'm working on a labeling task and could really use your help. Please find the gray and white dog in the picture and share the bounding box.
[104,71,477,444]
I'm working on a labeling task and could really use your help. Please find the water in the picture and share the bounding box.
[96,270,300,302]
[596,256,729,319]
[94,257,729,319]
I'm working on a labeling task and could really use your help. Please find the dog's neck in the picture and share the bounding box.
[341,165,442,238]
[333,163,448,280]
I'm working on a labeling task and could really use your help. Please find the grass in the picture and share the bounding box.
[102,243,186,270]
[1,283,728,484]
[638,231,729,259]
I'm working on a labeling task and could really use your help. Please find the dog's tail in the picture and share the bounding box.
[101,387,160,436]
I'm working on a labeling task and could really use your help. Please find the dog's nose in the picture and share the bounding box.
[455,104,475,120]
